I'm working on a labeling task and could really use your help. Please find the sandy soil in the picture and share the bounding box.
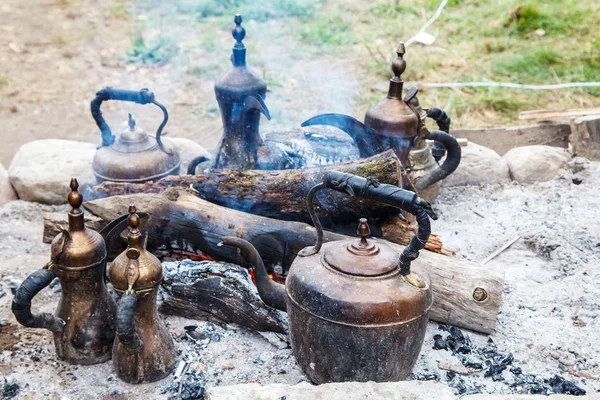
[1,160,598,398]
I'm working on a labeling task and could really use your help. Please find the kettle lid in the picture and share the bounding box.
[323,219,399,277]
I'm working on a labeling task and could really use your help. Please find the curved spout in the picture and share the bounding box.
[220,236,287,312]
[301,113,381,158]
[231,93,271,125]
[116,293,144,354]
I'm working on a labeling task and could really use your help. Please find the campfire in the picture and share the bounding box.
[2,9,599,400]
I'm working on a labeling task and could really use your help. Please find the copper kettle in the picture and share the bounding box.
[109,205,176,383]
[221,171,437,383]
[212,14,271,170]
[301,43,461,202]
[12,178,119,364]
[91,87,181,183]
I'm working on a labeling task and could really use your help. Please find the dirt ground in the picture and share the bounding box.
[0,161,598,399]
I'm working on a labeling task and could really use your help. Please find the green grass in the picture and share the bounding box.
[124,35,177,65]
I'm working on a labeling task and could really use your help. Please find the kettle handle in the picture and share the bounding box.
[90,87,174,155]
[300,171,438,276]
[11,263,66,334]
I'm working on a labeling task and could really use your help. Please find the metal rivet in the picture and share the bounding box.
[473,287,488,302]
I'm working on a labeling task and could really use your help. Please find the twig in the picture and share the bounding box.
[481,236,521,265]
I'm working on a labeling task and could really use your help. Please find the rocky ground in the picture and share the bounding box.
[0,158,598,399]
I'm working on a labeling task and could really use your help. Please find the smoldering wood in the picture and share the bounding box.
[160,260,288,334]
[82,150,403,226]
[451,121,570,155]
[44,190,504,333]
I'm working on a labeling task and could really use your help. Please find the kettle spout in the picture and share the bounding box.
[301,113,381,158]
[220,236,287,312]
[231,93,271,124]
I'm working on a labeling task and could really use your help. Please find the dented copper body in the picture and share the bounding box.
[109,206,176,384]
[12,179,116,364]
[222,171,436,383]
[213,15,271,170]
[91,87,181,183]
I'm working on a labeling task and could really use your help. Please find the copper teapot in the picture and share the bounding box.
[221,171,437,383]
[302,44,461,202]
[109,205,176,383]
[91,87,181,183]
[12,178,118,364]
[212,14,271,170]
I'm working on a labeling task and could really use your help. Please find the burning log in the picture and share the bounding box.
[82,150,403,227]
[43,190,504,333]
[160,260,288,334]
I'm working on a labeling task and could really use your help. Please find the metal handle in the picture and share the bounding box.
[11,265,66,334]
[300,171,437,275]
[90,87,173,155]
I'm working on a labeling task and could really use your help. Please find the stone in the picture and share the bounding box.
[0,162,18,205]
[464,395,600,400]
[442,143,510,187]
[8,139,96,205]
[169,137,211,175]
[503,145,571,184]
[206,381,456,400]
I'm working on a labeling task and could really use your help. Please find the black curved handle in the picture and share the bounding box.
[300,171,437,275]
[414,131,461,193]
[90,87,173,155]
[12,267,65,333]
[426,107,451,133]
[116,293,144,354]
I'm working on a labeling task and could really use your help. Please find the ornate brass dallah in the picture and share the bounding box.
[12,178,117,364]
[221,171,437,383]
[302,43,461,202]
[109,205,176,384]
[212,14,271,170]
[91,87,181,183]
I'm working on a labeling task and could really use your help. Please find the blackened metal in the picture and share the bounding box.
[12,178,117,365]
[414,130,461,193]
[213,14,271,170]
[11,268,65,333]
[186,155,211,175]
[116,293,144,353]
[427,107,451,133]
[302,171,437,276]
[91,87,181,183]
[220,237,287,312]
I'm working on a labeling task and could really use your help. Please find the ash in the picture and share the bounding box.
[0,162,599,398]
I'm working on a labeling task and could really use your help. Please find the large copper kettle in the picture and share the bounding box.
[302,44,461,202]
[221,171,437,383]
[91,87,181,183]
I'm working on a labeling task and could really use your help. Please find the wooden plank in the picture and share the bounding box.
[519,108,600,120]
[47,190,504,334]
[570,115,600,161]
[451,121,570,155]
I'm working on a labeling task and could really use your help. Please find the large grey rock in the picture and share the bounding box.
[503,145,571,184]
[0,162,18,205]
[206,381,456,400]
[170,137,211,175]
[442,143,510,187]
[8,139,96,204]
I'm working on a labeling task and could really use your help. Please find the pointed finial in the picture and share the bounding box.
[128,113,136,130]
[232,14,246,48]
[67,177,83,212]
[127,204,140,231]
[391,42,407,81]
[357,218,371,247]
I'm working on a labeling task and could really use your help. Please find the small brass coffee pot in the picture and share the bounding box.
[12,178,117,364]
[222,171,437,383]
[302,44,460,202]
[109,205,176,383]
[213,14,271,170]
[91,87,181,183]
